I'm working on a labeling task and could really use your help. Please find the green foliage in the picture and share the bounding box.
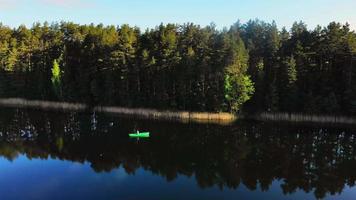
[278,56,298,111]
[51,59,62,98]
[223,35,255,113]
[51,59,61,82]
[224,73,254,112]
[286,56,297,85]
[265,81,279,111]
[0,21,355,115]
[4,40,18,71]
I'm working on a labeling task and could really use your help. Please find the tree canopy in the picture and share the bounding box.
[0,20,355,114]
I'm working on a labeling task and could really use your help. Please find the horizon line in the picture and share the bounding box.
[1,19,355,32]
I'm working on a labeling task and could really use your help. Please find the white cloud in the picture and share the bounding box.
[0,0,16,9]
[0,0,88,10]
[40,0,92,8]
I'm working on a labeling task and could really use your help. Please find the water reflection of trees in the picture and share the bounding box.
[0,108,356,199]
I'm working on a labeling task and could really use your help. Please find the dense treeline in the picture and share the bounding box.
[0,20,355,114]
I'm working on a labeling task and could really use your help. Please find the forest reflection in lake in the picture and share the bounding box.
[0,108,356,200]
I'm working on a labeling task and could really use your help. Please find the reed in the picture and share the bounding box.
[254,112,356,125]
[0,98,236,124]
[0,98,87,111]
[94,106,236,124]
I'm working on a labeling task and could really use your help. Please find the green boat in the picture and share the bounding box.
[129,131,150,138]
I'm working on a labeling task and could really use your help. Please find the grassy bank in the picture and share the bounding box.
[253,112,356,125]
[1,98,355,125]
[0,98,236,124]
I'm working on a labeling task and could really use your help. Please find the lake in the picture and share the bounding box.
[0,107,356,200]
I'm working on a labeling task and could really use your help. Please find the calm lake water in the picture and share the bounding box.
[0,107,356,200]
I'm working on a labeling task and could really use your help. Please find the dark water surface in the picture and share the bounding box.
[0,108,356,200]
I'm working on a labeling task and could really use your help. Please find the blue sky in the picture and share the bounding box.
[0,0,355,30]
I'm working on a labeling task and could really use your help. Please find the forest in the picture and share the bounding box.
[0,20,356,114]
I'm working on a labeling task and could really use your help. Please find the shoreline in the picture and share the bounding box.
[0,98,236,124]
[251,112,356,125]
[1,98,356,125]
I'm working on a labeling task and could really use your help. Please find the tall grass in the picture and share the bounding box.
[3,98,355,125]
[0,98,236,124]
[0,98,86,111]
[254,112,356,125]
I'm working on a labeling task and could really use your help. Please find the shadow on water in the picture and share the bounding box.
[0,107,356,199]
